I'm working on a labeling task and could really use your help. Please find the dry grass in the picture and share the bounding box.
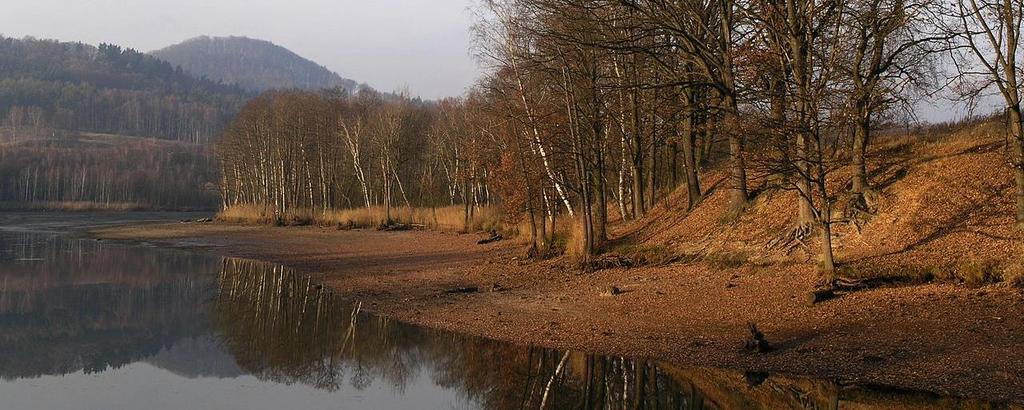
[704,252,751,270]
[610,243,679,266]
[1006,260,1024,289]
[565,219,587,261]
[839,259,1022,288]
[217,204,505,233]
[953,260,1004,287]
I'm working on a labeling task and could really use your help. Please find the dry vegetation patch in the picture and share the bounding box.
[218,204,506,233]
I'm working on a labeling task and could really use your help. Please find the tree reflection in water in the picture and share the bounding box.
[214,258,1012,410]
[0,231,217,379]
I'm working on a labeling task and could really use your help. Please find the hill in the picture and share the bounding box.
[0,36,249,143]
[616,119,1024,286]
[152,36,361,93]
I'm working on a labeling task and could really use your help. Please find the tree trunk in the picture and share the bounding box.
[727,130,748,210]
[526,193,539,255]
[723,93,748,211]
[797,132,815,226]
[1010,109,1024,227]
[618,134,630,220]
[670,141,679,188]
[631,159,645,217]
[719,2,748,212]
[596,143,608,246]
[647,128,657,208]
[851,102,871,194]
[463,179,471,230]
[681,105,701,210]
[1016,144,1024,227]
[819,219,836,273]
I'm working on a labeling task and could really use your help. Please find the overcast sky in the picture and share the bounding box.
[0,0,481,99]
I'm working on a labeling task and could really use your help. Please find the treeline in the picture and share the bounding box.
[218,90,493,221]
[0,132,220,209]
[220,0,1024,274]
[0,36,249,143]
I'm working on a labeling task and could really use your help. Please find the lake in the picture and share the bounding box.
[0,213,1011,409]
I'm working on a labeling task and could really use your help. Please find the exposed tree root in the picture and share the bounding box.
[766,190,880,255]
[587,254,636,270]
[807,275,878,305]
[765,223,815,253]
[835,189,881,233]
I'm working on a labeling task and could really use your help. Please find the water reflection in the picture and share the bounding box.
[0,229,1016,409]
[0,231,216,380]
[215,258,698,408]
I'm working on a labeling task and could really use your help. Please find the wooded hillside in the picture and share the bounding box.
[0,36,249,143]
[152,36,361,93]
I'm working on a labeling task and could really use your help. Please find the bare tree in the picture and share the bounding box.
[947,0,1024,227]
[844,0,944,195]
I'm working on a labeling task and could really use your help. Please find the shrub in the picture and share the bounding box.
[613,243,678,266]
[1000,260,1024,289]
[837,260,1018,287]
[954,260,1002,288]
[704,252,749,270]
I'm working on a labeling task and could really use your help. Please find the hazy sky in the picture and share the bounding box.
[0,0,481,99]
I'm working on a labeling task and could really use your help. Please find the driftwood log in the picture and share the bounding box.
[478,232,503,244]
[743,323,773,353]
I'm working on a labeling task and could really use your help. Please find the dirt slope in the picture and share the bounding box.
[617,121,1023,283]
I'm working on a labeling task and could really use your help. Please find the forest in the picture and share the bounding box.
[0,36,248,143]
[0,130,220,209]
[218,0,1024,279]
[218,90,445,213]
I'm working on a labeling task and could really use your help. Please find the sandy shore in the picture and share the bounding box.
[93,222,1024,403]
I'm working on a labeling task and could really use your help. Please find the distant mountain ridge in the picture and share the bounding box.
[152,36,362,93]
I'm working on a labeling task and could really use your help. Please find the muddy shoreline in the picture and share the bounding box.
[90,221,1024,404]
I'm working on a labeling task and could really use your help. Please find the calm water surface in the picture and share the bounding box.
[0,213,1012,409]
